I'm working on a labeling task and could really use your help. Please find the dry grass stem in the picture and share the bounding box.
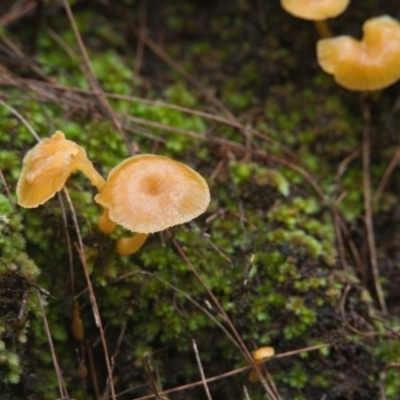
[361,101,387,313]
[61,0,133,153]
[131,344,330,400]
[0,167,17,212]
[36,289,69,399]
[192,339,213,400]
[0,98,41,141]
[172,238,278,400]
[373,144,400,206]
[62,186,116,400]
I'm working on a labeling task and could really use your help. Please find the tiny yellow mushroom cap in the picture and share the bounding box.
[94,155,210,234]
[317,16,400,91]
[248,346,275,383]
[253,346,275,361]
[17,131,105,208]
[281,0,349,20]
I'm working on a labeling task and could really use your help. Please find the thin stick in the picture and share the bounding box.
[0,76,296,158]
[0,98,41,141]
[0,76,323,201]
[0,0,37,27]
[86,340,101,400]
[116,270,240,352]
[0,167,17,212]
[61,0,133,153]
[130,27,296,159]
[133,0,147,80]
[373,144,400,206]
[132,27,234,120]
[172,238,278,400]
[62,187,116,400]
[57,192,75,296]
[143,354,162,400]
[243,385,251,400]
[36,289,68,399]
[379,362,400,400]
[74,242,116,400]
[131,344,330,400]
[192,339,212,400]
[361,100,387,313]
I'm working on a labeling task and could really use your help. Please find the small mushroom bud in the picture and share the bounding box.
[248,346,275,383]
[71,302,84,342]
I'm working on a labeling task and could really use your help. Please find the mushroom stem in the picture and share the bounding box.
[73,159,106,192]
[98,208,117,234]
[313,20,332,38]
[116,233,149,256]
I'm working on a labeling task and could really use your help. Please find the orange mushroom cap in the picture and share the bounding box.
[317,16,400,91]
[281,0,349,20]
[94,155,210,234]
[17,131,105,208]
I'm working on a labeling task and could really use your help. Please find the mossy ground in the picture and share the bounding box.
[1,0,400,399]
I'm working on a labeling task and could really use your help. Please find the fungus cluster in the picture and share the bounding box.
[281,1,400,91]
[17,132,210,256]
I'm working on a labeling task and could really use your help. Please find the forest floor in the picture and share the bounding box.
[1,1,400,399]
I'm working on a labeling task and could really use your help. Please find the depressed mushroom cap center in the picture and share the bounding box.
[138,174,166,197]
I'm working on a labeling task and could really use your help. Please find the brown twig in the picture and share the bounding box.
[131,344,329,400]
[379,362,400,400]
[171,238,279,400]
[57,192,75,296]
[86,340,101,400]
[0,167,17,212]
[339,284,379,337]
[36,289,69,399]
[243,385,250,400]
[131,27,296,159]
[116,270,240,351]
[133,0,148,81]
[0,76,296,158]
[192,339,213,400]
[0,0,37,27]
[361,99,387,313]
[373,144,400,206]
[61,0,134,154]
[143,353,163,400]
[62,186,116,400]
[132,26,234,120]
[0,97,41,141]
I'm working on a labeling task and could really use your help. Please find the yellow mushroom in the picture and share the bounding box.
[281,0,349,38]
[17,131,106,208]
[95,154,210,255]
[317,16,400,91]
[248,346,275,383]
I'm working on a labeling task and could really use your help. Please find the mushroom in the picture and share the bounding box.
[281,0,349,38]
[317,15,400,91]
[248,346,275,383]
[17,131,106,207]
[94,154,210,255]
